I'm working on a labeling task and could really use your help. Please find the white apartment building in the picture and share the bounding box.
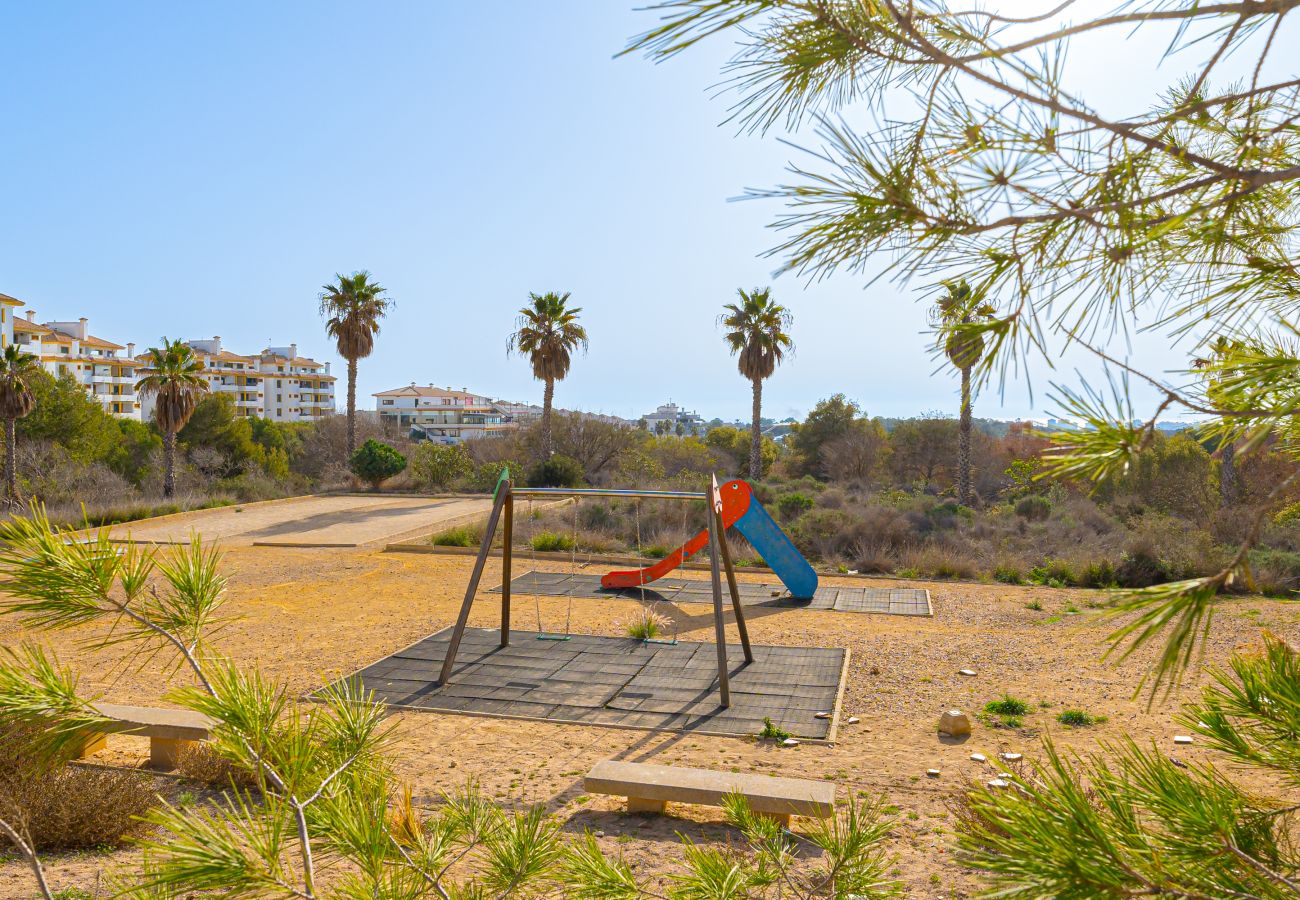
[374,384,512,443]
[138,336,336,422]
[0,300,143,419]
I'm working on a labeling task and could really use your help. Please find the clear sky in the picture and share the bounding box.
[1,3,1288,424]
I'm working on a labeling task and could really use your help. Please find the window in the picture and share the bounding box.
[382,399,394,406]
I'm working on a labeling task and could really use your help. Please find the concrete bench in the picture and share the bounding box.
[78,703,218,769]
[584,760,835,827]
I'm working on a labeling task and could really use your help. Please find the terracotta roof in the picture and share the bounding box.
[373,384,489,400]
[40,330,74,344]
[13,319,51,334]
[80,334,125,350]
[0,293,23,305]
[204,350,257,364]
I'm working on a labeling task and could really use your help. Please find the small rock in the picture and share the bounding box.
[970,753,986,763]
[595,830,606,837]
[939,709,972,737]
[1170,757,1188,769]
[959,669,977,677]
[987,779,1008,788]
[1173,735,1193,745]
[1000,752,1023,762]
[847,569,860,575]
[847,716,860,724]
[926,769,941,778]
[782,738,800,747]
[815,711,831,719]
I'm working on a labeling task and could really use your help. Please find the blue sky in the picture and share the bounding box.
[0,3,1285,424]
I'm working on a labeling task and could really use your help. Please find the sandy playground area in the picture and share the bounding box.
[2,506,1296,897]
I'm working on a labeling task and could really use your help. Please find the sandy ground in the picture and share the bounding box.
[2,539,1297,898]
[101,493,491,547]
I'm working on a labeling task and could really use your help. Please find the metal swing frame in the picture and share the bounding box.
[437,474,754,708]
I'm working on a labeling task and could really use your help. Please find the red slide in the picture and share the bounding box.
[600,480,753,590]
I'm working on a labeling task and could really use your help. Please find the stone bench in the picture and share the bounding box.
[584,760,835,827]
[78,703,218,769]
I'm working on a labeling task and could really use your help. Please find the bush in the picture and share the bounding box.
[1015,495,1052,521]
[984,695,1030,717]
[175,742,259,791]
[432,524,483,547]
[993,564,1024,585]
[1078,559,1118,589]
[349,439,407,489]
[530,531,576,553]
[0,724,158,850]
[527,455,585,488]
[409,442,473,491]
[1029,558,1075,588]
[776,492,815,520]
[1056,709,1106,727]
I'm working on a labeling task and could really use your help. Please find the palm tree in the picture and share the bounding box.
[721,287,793,480]
[136,339,210,498]
[319,271,393,456]
[0,346,40,508]
[508,292,588,455]
[933,280,995,506]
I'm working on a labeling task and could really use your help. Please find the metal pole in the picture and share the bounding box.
[439,481,510,684]
[715,495,753,664]
[510,487,707,501]
[707,476,731,708]
[500,490,512,647]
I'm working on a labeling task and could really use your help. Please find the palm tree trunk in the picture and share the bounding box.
[1220,439,1239,508]
[346,357,358,457]
[749,378,763,481]
[4,417,17,507]
[163,429,177,499]
[542,378,555,456]
[958,365,973,506]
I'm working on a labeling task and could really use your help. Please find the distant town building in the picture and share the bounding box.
[641,401,706,436]
[3,301,143,419]
[374,384,512,443]
[139,336,336,423]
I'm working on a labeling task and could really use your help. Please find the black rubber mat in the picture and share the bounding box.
[489,572,932,617]
[322,626,847,739]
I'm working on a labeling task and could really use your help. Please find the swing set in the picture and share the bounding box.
[438,471,753,708]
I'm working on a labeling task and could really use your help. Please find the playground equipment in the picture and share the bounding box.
[438,473,753,708]
[602,479,818,600]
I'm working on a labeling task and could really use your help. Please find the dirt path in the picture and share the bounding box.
[101,493,490,547]
[2,543,1295,898]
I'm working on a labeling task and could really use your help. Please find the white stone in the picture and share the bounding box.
[959,669,977,677]
[987,779,1008,788]
[815,711,831,719]
[782,738,800,747]
[970,753,987,763]
[939,710,972,737]
[847,716,860,724]
[926,769,941,778]
[1173,735,1193,745]
[1000,752,1023,762]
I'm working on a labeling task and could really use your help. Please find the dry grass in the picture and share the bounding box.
[0,725,158,851]
[174,742,259,792]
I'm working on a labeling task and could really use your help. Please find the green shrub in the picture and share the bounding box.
[984,695,1030,717]
[348,439,407,489]
[1029,559,1075,588]
[1025,600,1043,611]
[639,544,672,559]
[758,717,791,742]
[1079,559,1118,589]
[433,524,483,547]
[1056,709,1106,727]
[776,492,815,520]
[530,531,576,553]
[993,565,1024,585]
[527,454,585,488]
[1015,495,1052,521]
[409,442,473,491]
